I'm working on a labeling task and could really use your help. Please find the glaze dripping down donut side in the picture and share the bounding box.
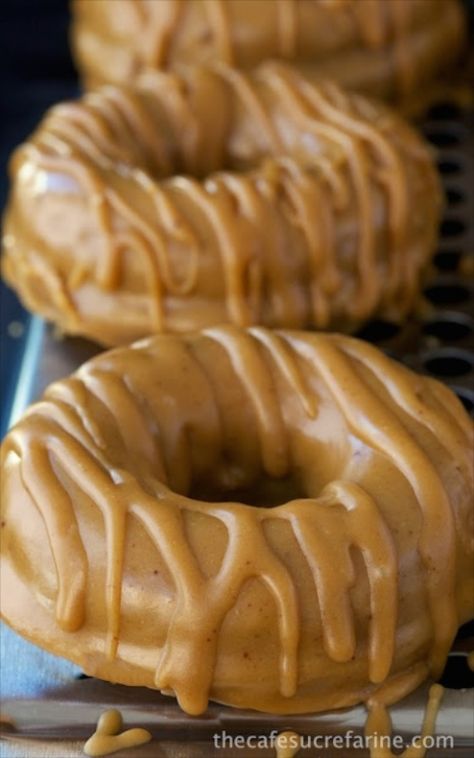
[1,328,472,715]
[2,63,441,345]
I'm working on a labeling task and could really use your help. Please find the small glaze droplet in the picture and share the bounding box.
[275,730,300,758]
[83,709,152,757]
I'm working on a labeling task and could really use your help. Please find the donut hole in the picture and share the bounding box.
[191,471,307,508]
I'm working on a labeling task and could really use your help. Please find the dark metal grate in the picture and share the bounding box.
[355,102,474,416]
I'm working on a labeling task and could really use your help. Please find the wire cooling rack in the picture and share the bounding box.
[355,100,474,415]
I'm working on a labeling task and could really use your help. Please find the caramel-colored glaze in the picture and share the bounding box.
[275,730,301,757]
[71,0,465,105]
[1,327,473,716]
[366,684,444,758]
[2,63,441,346]
[83,709,151,757]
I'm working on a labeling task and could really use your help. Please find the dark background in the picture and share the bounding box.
[0,0,77,433]
[0,0,473,435]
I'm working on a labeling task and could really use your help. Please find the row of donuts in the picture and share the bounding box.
[1,0,473,724]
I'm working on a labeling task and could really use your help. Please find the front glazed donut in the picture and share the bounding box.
[1,327,473,715]
[2,63,441,346]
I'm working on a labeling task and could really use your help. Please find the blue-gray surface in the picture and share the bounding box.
[0,623,80,700]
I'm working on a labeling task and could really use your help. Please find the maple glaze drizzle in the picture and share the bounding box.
[276,0,298,58]
[203,0,234,64]
[6,63,439,338]
[3,328,471,716]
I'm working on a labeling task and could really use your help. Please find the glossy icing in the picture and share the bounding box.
[1,327,473,715]
[3,63,441,345]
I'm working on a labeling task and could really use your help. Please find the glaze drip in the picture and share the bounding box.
[365,684,444,758]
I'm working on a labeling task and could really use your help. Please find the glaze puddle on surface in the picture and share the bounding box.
[83,709,151,757]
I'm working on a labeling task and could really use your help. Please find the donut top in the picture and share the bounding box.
[1,328,473,715]
[3,63,441,343]
[72,0,465,101]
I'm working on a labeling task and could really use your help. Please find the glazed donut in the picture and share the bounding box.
[1,326,473,715]
[71,0,465,103]
[2,63,441,346]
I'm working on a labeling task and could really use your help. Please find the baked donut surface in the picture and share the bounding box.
[1,327,473,715]
[2,63,441,346]
[71,0,465,101]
